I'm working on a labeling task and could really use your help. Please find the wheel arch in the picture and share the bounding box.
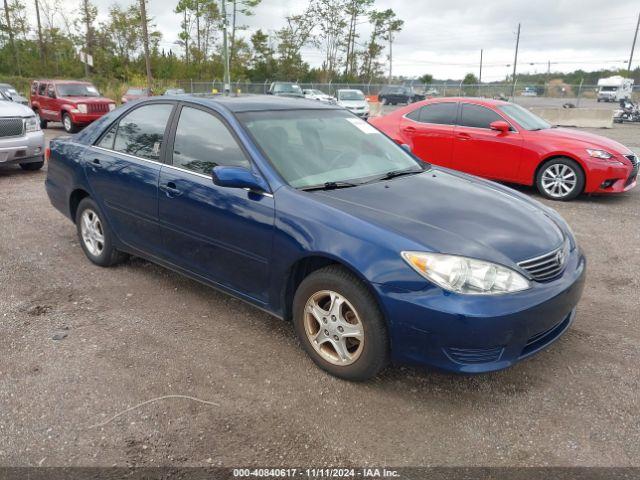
[534,154,587,192]
[280,254,386,324]
[69,188,90,223]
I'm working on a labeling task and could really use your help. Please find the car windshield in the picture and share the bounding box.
[274,84,302,94]
[339,91,365,101]
[0,87,18,96]
[600,86,618,92]
[382,86,404,94]
[238,109,424,189]
[499,104,551,131]
[57,84,100,97]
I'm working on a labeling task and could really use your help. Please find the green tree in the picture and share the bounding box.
[419,73,433,84]
[343,0,373,78]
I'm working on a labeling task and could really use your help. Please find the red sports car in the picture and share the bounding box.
[369,98,638,200]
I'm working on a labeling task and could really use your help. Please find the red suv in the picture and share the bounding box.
[370,98,638,200]
[30,80,116,133]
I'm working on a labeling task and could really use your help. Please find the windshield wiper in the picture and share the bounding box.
[300,181,361,191]
[374,168,424,182]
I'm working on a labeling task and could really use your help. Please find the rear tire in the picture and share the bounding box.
[75,197,127,267]
[20,161,44,171]
[293,265,389,381]
[536,158,585,201]
[62,113,78,133]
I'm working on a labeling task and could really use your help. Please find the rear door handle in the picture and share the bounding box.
[456,132,472,141]
[403,126,417,133]
[160,181,183,197]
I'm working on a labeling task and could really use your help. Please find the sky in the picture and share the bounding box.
[51,0,640,80]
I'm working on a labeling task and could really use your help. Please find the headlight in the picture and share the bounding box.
[586,149,613,160]
[108,103,116,111]
[401,252,531,295]
[25,116,40,132]
[77,104,88,114]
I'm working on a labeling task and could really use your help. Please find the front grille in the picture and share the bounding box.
[87,103,109,114]
[445,346,504,365]
[0,117,24,138]
[625,154,639,187]
[518,244,567,282]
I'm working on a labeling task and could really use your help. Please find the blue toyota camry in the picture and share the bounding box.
[45,95,586,381]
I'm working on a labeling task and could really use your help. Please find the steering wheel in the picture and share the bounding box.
[328,149,358,170]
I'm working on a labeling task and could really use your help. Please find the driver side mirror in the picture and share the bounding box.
[490,120,510,133]
[212,166,269,193]
[400,144,412,153]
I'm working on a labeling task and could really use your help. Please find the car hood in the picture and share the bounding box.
[312,168,565,265]
[532,127,632,155]
[64,96,114,103]
[0,100,35,117]
[339,100,368,108]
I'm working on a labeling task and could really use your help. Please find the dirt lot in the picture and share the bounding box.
[1,123,639,468]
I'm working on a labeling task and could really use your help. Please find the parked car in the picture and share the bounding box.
[163,88,187,96]
[0,99,45,170]
[267,82,304,98]
[303,88,334,103]
[378,85,425,105]
[46,95,585,380]
[121,87,151,104]
[369,98,638,200]
[30,80,116,133]
[0,83,29,105]
[521,86,538,97]
[335,89,370,119]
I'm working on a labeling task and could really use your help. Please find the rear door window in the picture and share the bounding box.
[407,103,457,125]
[459,103,504,129]
[38,83,47,95]
[112,104,174,160]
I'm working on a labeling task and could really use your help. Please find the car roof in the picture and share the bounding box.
[141,94,340,113]
[425,97,512,107]
[337,89,362,92]
[33,79,93,85]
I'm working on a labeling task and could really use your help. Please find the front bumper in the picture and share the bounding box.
[584,157,638,194]
[69,112,108,125]
[376,247,586,373]
[0,130,45,166]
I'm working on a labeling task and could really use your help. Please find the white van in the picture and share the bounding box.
[597,76,634,102]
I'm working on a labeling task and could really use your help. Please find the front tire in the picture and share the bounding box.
[293,266,389,381]
[536,158,585,201]
[75,198,127,267]
[34,110,47,129]
[62,112,78,133]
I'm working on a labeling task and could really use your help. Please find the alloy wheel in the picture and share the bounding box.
[540,163,577,199]
[80,209,105,257]
[303,290,365,366]
[63,115,72,132]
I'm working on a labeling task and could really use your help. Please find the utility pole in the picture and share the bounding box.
[628,12,640,73]
[3,0,21,76]
[139,0,153,94]
[221,0,231,94]
[35,0,45,67]
[388,28,393,84]
[479,49,483,84]
[82,0,92,77]
[511,23,521,99]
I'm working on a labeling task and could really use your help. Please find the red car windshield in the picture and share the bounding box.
[499,104,551,131]
[57,84,100,97]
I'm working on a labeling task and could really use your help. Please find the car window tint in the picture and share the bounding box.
[97,124,118,150]
[416,103,457,125]
[460,104,503,129]
[405,108,421,121]
[172,106,249,175]
[38,83,47,95]
[113,104,173,160]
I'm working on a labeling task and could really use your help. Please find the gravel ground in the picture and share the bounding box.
[0,123,639,468]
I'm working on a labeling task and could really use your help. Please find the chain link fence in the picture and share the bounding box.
[172,80,640,106]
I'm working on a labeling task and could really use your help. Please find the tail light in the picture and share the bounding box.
[45,147,51,162]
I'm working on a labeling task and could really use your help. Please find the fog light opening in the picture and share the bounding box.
[600,179,616,189]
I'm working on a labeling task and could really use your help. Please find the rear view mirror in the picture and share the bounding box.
[490,121,510,133]
[212,166,269,193]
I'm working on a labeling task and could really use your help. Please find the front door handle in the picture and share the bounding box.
[403,126,417,133]
[89,158,102,170]
[160,181,183,197]
[456,132,472,141]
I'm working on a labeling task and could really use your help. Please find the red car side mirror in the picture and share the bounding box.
[490,121,510,133]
